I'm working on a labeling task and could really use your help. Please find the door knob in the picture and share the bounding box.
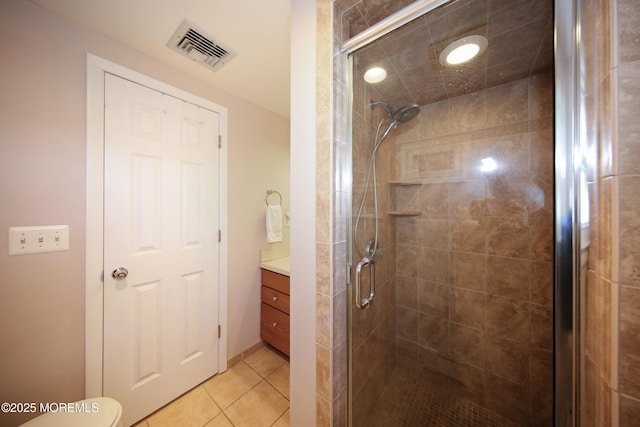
[111,267,129,280]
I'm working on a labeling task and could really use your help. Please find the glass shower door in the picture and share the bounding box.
[347,0,557,425]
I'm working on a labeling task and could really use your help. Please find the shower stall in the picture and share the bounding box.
[344,0,582,425]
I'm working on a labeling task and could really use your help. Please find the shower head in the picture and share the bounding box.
[369,100,421,153]
[391,104,420,124]
[370,100,420,124]
[369,100,395,113]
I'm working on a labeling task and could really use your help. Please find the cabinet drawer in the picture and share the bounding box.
[261,269,290,295]
[261,286,290,314]
[260,303,290,356]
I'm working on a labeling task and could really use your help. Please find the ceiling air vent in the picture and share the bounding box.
[167,19,237,71]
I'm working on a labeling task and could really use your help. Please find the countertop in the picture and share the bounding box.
[259,256,290,276]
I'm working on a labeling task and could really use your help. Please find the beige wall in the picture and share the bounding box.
[289,0,319,425]
[0,1,289,425]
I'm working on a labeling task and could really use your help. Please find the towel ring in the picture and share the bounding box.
[265,189,282,206]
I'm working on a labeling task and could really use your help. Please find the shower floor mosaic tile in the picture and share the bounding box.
[365,368,516,427]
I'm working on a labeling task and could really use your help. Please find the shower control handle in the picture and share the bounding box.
[355,257,375,309]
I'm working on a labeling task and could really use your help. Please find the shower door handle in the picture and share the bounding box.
[355,257,375,309]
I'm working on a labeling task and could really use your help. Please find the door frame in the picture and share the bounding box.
[85,53,228,397]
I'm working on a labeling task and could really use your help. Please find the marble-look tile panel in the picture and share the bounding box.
[452,251,486,292]
[484,78,530,127]
[618,63,640,175]
[617,176,640,287]
[486,255,530,300]
[449,180,486,218]
[451,287,487,330]
[396,306,420,343]
[617,0,640,64]
[419,247,450,284]
[530,261,553,307]
[486,216,529,258]
[529,72,554,120]
[619,285,640,397]
[486,295,530,343]
[485,175,530,219]
[419,313,450,355]
[417,218,451,249]
[452,218,487,254]
[450,323,486,369]
[485,336,529,384]
[529,129,554,175]
[484,133,530,177]
[418,280,450,317]
[620,394,640,427]
[530,303,553,351]
[529,216,554,262]
[418,183,450,217]
[317,293,331,349]
[396,275,419,310]
[316,344,331,402]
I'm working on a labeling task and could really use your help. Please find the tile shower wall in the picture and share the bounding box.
[316,1,342,426]
[391,73,554,425]
[582,0,640,425]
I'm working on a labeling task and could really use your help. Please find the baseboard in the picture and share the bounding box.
[227,341,265,367]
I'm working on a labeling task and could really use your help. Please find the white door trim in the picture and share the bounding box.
[85,53,228,397]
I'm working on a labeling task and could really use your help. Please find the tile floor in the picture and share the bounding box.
[133,346,290,427]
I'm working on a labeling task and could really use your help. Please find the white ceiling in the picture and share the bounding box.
[30,0,291,119]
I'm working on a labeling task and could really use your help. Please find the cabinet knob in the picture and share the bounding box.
[272,295,279,301]
[272,322,278,328]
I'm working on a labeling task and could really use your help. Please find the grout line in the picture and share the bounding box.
[217,411,235,427]
[147,347,291,427]
[269,406,290,427]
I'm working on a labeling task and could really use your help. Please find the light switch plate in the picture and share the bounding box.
[9,225,69,255]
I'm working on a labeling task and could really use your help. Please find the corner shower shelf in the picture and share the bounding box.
[388,211,422,217]
[388,180,421,186]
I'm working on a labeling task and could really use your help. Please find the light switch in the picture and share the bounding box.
[9,225,69,255]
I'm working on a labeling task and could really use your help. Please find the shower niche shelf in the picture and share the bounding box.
[388,180,422,217]
[388,211,421,217]
[388,180,421,186]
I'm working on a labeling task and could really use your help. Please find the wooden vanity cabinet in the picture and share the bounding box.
[260,268,290,356]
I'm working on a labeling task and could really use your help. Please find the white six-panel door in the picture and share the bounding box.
[103,73,220,426]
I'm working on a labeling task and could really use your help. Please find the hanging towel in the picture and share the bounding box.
[266,204,283,243]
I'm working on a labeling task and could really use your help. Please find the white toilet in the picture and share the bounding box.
[20,397,122,427]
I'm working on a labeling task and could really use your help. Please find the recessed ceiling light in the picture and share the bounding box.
[439,35,488,66]
[364,67,387,84]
